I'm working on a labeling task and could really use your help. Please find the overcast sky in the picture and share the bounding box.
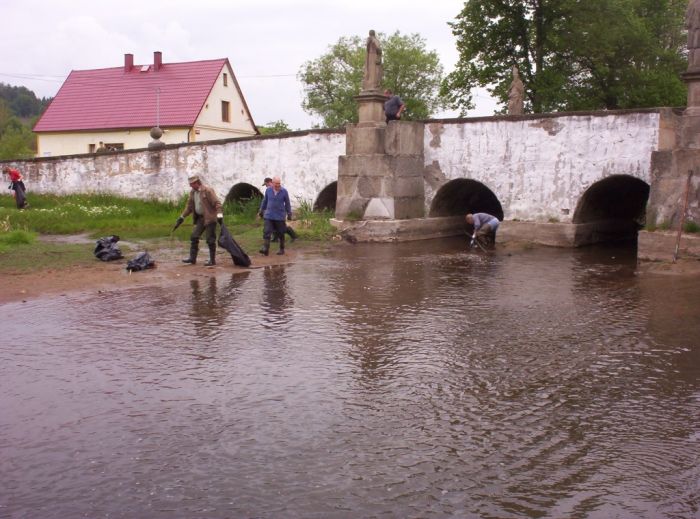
[1,0,499,129]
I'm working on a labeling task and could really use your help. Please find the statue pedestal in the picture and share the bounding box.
[354,90,386,125]
[336,121,425,221]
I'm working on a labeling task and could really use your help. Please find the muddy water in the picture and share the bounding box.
[1,239,699,519]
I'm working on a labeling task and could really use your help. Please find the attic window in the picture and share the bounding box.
[140,65,149,72]
[223,73,228,86]
[221,101,230,122]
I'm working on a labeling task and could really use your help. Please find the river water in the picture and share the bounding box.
[1,239,699,519]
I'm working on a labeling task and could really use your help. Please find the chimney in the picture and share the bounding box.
[124,53,134,72]
[153,51,162,72]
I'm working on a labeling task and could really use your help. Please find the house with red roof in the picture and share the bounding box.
[33,52,258,157]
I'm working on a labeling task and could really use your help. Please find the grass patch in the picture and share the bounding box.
[0,229,36,253]
[0,241,96,273]
[0,193,337,269]
[684,220,700,233]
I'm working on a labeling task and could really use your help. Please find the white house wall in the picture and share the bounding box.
[37,128,191,157]
[194,63,257,139]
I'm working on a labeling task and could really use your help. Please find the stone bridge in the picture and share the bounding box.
[2,107,693,247]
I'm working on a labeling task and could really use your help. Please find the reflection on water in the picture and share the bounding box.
[1,239,699,518]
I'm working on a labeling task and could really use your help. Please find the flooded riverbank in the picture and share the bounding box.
[1,239,699,518]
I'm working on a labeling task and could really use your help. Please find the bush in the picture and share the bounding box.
[684,220,700,233]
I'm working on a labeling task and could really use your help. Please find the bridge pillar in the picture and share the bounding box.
[336,119,425,220]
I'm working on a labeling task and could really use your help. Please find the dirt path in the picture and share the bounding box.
[0,239,310,304]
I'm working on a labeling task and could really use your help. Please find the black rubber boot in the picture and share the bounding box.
[204,243,216,266]
[259,239,270,256]
[182,239,198,264]
[276,235,285,255]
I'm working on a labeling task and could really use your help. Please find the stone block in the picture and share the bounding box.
[346,125,386,155]
[355,92,387,124]
[363,198,395,219]
[393,196,426,219]
[648,149,700,228]
[338,154,393,178]
[390,175,425,199]
[390,156,424,178]
[336,176,358,198]
[385,121,424,156]
[638,230,700,261]
[657,108,679,151]
[679,114,700,149]
[357,176,384,198]
[335,196,368,219]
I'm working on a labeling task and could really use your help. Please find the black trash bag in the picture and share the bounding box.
[218,222,251,267]
[126,251,155,272]
[11,182,27,209]
[94,235,123,261]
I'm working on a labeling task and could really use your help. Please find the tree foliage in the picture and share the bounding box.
[0,98,37,159]
[0,83,49,119]
[0,84,49,159]
[299,31,445,127]
[258,120,294,135]
[442,0,687,114]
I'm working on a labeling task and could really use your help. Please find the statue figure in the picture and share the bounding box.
[507,65,525,115]
[687,0,700,69]
[362,30,383,92]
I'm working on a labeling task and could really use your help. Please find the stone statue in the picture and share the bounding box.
[362,30,383,92]
[507,65,525,115]
[688,0,700,69]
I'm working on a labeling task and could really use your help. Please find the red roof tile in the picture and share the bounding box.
[34,58,228,132]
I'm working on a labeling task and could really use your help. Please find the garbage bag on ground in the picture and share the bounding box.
[94,235,123,261]
[218,222,251,267]
[126,251,155,272]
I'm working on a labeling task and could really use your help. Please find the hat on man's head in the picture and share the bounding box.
[188,175,200,184]
[262,177,272,186]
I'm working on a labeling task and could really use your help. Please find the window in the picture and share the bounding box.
[105,143,124,151]
[223,73,228,86]
[89,144,96,153]
[221,101,230,122]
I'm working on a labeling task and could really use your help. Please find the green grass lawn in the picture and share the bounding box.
[0,193,337,273]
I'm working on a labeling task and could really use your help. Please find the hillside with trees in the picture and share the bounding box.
[0,83,51,159]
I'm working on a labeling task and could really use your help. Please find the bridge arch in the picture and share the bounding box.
[572,174,650,244]
[573,175,649,225]
[314,181,337,212]
[225,182,262,205]
[428,179,504,220]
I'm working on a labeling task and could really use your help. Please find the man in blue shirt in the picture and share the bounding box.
[466,212,500,248]
[259,176,292,256]
[384,89,405,123]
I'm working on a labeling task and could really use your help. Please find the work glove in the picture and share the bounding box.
[217,213,223,225]
[257,211,264,218]
[176,216,184,226]
[287,214,293,221]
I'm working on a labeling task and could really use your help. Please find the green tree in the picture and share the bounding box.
[0,120,35,159]
[442,0,687,114]
[258,120,294,135]
[299,31,445,127]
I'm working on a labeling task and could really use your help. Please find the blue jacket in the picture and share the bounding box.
[260,187,292,221]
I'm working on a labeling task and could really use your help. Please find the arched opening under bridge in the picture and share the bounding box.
[573,174,650,245]
[429,179,504,220]
[225,182,262,205]
[314,181,337,212]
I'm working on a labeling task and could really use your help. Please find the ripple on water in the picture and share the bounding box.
[1,244,699,518]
